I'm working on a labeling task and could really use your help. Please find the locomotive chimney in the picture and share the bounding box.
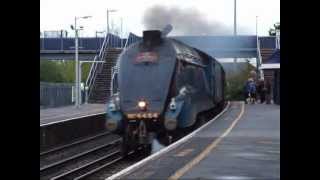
[143,30,162,47]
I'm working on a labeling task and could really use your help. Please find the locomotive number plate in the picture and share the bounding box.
[135,52,158,63]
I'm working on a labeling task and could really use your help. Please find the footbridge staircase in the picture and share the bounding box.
[86,33,141,104]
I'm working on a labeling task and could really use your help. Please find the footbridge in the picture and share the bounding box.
[40,32,278,104]
[40,33,276,61]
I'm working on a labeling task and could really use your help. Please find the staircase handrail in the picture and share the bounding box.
[109,34,133,96]
[87,33,139,102]
[85,33,110,99]
[124,33,130,49]
[257,37,264,78]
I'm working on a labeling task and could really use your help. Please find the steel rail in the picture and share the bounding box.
[74,150,137,180]
[40,131,110,156]
[40,138,121,172]
[50,150,122,180]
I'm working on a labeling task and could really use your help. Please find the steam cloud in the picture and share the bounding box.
[142,5,235,36]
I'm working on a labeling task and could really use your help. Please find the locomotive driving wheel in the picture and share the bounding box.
[121,123,138,156]
[142,144,152,155]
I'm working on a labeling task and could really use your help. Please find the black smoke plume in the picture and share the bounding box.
[142,5,235,36]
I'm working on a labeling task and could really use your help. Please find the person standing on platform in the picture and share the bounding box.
[248,78,257,104]
[243,79,251,104]
[265,79,272,104]
[257,79,266,103]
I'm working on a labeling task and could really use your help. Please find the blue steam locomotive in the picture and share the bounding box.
[106,29,225,155]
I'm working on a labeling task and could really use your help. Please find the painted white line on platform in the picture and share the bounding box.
[169,102,245,179]
[40,112,105,127]
[106,101,231,180]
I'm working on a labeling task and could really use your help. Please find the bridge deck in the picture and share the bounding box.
[40,104,105,126]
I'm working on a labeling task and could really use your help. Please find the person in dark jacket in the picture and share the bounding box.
[248,79,257,104]
[265,79,272,104]
[257,79,266,103]
[243,79,251,104]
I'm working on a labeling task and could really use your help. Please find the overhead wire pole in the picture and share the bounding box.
[72,16,91,108]
[121,17,123,47]
[234,0,237,36]
[256,16,260,78]
[233,0,237,72]
[256,16,259,76]
[107,10,109,35]
[256,16,262,79]
[74,17,79,108]
[107,9,117,35]
[256,16,264,80]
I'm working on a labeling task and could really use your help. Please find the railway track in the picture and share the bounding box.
[40,104,227,180]
[40,131,111,157]
[40,137,122,180]
[50,150,123,180]
[79,147,151,180]
[40,138,147,180]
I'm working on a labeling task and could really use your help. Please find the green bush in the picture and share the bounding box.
[40,60,91,83]
[40,60,64,83]
[225,63,255,100]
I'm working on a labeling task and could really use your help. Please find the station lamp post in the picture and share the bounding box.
[234,0,237,36]
[233,0,237,70]
[120,17,123,47]
[107,9,117,35]
[96,31,106,49]
[71,15,92,108]
[256,16,264,79]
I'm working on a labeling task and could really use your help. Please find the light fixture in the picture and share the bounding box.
[169,98,176,110]
[138,100,147,110]
[82,16,92,19]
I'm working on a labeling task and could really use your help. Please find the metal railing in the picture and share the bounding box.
[85,33,126,102]
[40,37,104,51]
[124,37,129,49]
[85,33,110,100]
[40,82,74,108]
[124,33,142,49]
[257,38,264,78]
[109,33,142,96]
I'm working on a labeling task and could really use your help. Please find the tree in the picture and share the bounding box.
[269,22,280,36]
[40,60,91,83]
[225,61,256,100]
[40,60,64,82]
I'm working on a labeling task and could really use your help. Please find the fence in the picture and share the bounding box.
[40,82,74,109]
[259,36,276,49]
[40,34,127,51]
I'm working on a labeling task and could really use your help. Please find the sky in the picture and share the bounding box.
[40,0,280,37]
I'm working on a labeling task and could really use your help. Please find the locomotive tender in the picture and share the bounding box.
[106,29,225,154]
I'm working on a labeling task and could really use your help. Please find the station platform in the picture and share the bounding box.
[40,104,105,126]
[116,101,280,180]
